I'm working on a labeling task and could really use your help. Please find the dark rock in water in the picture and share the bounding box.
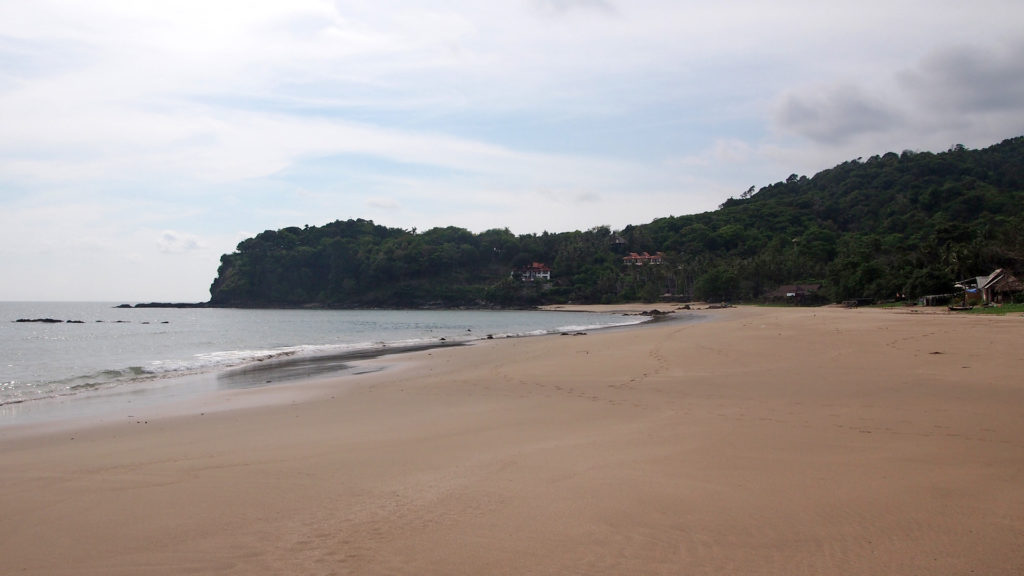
[65,320,85,324]
[16,318,63,323]
[122,302,209,308]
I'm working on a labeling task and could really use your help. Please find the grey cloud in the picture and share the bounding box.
[898,42,1024,114]
[777,41,1024,148]
[776,85,897,145]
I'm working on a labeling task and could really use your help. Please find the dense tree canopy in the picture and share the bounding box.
[209,137,1024,307]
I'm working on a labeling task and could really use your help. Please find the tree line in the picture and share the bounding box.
[209,136,1024,307]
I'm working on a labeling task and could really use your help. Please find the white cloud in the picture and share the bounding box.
[531,0,617,16]
[157,230,205,253]
[365,197,400,211]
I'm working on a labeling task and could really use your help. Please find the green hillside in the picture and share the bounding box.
[208,137,1024,307]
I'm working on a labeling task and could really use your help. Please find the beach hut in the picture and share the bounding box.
[980,269,1024,304]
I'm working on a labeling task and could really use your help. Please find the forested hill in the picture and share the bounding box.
[208,136,1024,308]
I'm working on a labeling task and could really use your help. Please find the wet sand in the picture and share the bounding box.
[1,305,1022,574]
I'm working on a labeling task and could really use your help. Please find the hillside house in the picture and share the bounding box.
[623,252,664,266]
[518,262,552,281]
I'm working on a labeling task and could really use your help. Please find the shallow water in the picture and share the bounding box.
[1,303,648,423]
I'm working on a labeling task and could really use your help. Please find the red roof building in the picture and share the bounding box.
[622,252,664,265]
[519,262,552,281]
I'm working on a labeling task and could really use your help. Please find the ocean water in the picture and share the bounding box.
[1,303,649,420]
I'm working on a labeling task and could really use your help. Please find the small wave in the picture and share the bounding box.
[96,367,147,379]
[68,381,105,392]
[0,365,176,407]
[556,316,650,333]
[59,368,161,392]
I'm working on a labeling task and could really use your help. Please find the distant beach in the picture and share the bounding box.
[1,305,1022,575]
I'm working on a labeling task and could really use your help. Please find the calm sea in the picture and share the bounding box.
[1,303,648,423]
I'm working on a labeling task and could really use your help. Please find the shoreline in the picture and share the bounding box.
[0,340,469,435]
[2,305,1021,574]
[0,305,687,435]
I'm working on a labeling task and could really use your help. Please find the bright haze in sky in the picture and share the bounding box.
[2,1,1023,301]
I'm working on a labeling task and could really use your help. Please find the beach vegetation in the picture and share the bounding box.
[965,303,1024,315]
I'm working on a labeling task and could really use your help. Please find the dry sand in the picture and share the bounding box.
[1,305,1022,575]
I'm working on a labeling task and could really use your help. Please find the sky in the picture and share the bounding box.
[2,1,1023,301]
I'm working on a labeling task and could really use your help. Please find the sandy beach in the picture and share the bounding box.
[2,305,1022,575]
